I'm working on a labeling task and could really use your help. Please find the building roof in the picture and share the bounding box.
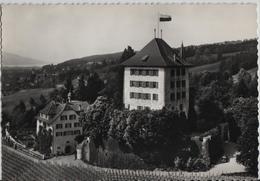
[40,101,60,115]
[121,38,192,67]
[38,100,89,124]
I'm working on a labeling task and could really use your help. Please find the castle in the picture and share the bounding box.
[122,38,191,115]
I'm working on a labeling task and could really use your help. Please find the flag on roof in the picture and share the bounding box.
[159,14,172,22]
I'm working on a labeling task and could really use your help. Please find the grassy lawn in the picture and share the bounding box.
[190,61,221,74]
[2,88,54,114]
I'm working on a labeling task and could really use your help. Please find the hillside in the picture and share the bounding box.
[190,62,221,73]
[232,67,257,83]
[57,52,122,69]
[2,88,54,114]
[2,52,47,67]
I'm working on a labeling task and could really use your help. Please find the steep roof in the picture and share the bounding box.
[121,38,192,67]
[40,101,61,115]
[38,100,89,124]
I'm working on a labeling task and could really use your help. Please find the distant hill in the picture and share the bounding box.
[57,52,122,69]
[2,52,47,67]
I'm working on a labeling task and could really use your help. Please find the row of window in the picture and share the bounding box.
[60,114,77,121]
[130,69,158,76]
[130,68,186,77]
[170,91,186,100]
[171,68,186,76]
[171,80,186,88]
[56,130,81,137]
[130,92,158,100]
[130,81,158,88]
[56,122,81,129]
[136,104,185,111]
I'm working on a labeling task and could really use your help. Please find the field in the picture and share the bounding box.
[2,145,257,181]
[190,61,221,74]
[2,88,54,114]
[232,67,257,83]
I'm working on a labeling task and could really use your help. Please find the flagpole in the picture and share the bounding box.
[157,12,160,38]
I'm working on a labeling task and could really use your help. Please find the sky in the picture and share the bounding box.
[2,4,257,64]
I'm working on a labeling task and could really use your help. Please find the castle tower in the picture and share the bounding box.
[121,38,192,116]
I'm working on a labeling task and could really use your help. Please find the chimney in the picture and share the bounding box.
[68,91,71,103]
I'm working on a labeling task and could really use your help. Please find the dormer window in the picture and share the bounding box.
[141,55,149,62]
[60,115,67,121]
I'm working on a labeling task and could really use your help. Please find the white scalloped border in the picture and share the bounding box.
[0,1,259,180]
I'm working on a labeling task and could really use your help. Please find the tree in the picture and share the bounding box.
[237,117,258,175]
[75,74,86,101]
[85,72,104,103]
[40,94,47,105]
[227,97,257,130]
[119,46,135,63]
[65,76,73,93]
[83,96,114,146]
[249,74,258,97]
[99,65,124,109]
[196,89,224,132]
[36,126,53,155]
[233,79,249,98]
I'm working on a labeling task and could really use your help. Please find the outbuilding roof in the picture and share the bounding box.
[121,38,192,67]
[38,100,89,124]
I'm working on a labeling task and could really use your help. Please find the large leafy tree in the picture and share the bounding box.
[196,86,224,132]
[75,74,87,101]
[227,97,258,175]
[237,117,258,175]
[85,72,104,103]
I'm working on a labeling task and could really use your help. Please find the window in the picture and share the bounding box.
[74,122,81,127]
[137,106,143,110]
[182,91,186,98]
[153,70,158,76]
[65,123,72,128]
[145,81,149,87]
[153,82,158,88]
[177,92,181,100]
[63,131,73,136]
[176,81,181,88]
[130,92,151,100]
[56,132,62,137]
[130,92,134,99]
[56,124,63,129]
[153,94,158,100]
[176,68,180,76]
[179,104,183,111]
[69,115,76,120]
[130,81,134,87]
[170,93,175,101]
[144,106,150,110]
[170,81,175,89]
[181,68,186,76]
[182,80,186,88]
[171,69,175,77]
[60,115,67,120]
[57,147,61,149]
[74,130,81,135]
[130,69,158,76]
